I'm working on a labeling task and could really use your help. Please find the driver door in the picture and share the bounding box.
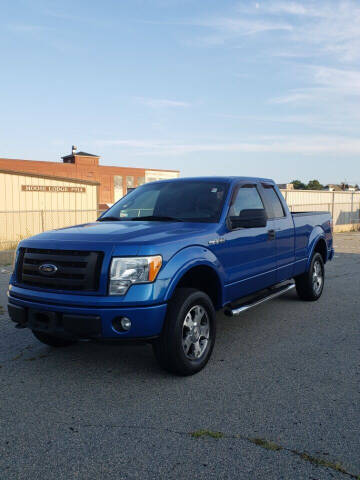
[211,183,277,304]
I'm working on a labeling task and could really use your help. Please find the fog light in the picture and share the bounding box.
[112,316,132,332]
[121,317,131,331]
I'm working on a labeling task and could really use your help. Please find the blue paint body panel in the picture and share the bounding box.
[8,293,167,338]
[8,176,334,339]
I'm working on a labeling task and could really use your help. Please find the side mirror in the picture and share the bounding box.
[229,209,267,229]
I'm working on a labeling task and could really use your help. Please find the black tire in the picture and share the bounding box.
[295,252,325,301]
[153,288,216,376]
[32,330,77,347]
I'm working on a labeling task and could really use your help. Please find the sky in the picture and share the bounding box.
[1,0,360,185]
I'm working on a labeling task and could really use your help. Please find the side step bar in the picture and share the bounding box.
[224,283,296,317]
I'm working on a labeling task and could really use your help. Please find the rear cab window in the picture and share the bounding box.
[261,184,286,219]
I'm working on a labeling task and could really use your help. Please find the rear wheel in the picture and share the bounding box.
[153,288,216,376]
[295,253,325,301]
[32,330,77,347]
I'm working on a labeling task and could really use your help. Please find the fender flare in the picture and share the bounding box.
[160,246,226,305]
[306,227,328,270]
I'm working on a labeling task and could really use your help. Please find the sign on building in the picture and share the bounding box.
[22,185,86,193]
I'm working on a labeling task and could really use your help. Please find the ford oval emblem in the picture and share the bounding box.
[39,263,58,276]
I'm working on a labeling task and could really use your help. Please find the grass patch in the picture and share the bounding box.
[191,430,224,439]
[189,430,360,478]
[250,438,283,451]
[12,352,23,361]
[26,353,49,361]
[0,306,4,316]
[0,242,18,251]
[0,236,27,251]
[299,452,349,475]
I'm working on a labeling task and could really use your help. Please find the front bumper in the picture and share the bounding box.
[7,296,167,340]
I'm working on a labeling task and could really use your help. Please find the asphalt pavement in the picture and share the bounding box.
[0,233,359,479]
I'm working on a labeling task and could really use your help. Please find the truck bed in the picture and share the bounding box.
[292,211,332,233]
[291,211,330,217]
[291,211,333,275]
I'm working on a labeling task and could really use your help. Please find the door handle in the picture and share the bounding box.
[268,229,276,241]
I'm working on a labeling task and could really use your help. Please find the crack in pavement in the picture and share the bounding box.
[0,344,34,363]
[55,422,360,479]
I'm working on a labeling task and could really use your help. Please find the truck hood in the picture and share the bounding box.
[21,221,216,255]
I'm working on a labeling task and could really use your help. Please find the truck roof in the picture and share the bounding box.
[148,176,274,185]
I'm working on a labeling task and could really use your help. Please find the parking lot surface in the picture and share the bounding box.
[0,233,359,479]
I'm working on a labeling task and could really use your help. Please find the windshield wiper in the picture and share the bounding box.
[131,215,183,222]
[98,215,183,222]
[97,216,124,222]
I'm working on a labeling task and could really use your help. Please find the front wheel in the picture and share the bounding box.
[153,288,216,376]
[295,252,325,301]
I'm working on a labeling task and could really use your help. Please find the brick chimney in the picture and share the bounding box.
[62,147,100,166]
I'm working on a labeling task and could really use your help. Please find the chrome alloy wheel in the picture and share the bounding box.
[312,260,323,295]
[182,305,210,360]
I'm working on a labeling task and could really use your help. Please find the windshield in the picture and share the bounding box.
[100,180,229,223]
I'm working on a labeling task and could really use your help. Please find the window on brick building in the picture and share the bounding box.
[126,176,134,189]
[137,176,145,186]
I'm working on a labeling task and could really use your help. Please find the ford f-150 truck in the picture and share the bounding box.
[8,177,334,375]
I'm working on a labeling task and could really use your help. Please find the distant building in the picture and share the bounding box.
[325,184,358,192]
[324,184,343,192]
[277,183,294,190]
[0,147,180,208]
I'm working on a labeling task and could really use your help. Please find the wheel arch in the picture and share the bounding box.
[163,248,225,310]
[174,265,223,310]
[313,238,327,263]
[307,232,328,269]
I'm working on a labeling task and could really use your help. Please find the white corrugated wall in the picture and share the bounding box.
[280,189,360,228]
[0,171,98,247]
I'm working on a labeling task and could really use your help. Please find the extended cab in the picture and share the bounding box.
[8,177,334,375]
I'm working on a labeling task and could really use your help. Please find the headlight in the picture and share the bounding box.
[109,256,162,295]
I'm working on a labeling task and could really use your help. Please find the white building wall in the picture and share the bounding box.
[0,171,98,247]
[145,170,179,183]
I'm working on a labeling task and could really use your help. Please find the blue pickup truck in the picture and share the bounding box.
[8,177,334,375]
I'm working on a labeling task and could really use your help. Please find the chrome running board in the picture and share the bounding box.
[225,283,296,317]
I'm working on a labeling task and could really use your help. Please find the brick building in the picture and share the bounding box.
[0,147,179,208]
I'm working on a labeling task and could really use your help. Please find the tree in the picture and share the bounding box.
[307,179,324,190]
[291,179,307,190]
